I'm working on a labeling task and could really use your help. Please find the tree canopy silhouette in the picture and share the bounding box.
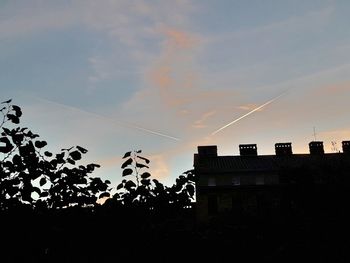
[0,99,111,210]
[108,149,196,210]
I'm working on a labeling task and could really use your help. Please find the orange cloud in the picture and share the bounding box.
[162,28,197,49]
[147,27,199,108]
[150,65,173,89]
[306,81,350,97]
[148,154,170,180]
[143,26,242,126]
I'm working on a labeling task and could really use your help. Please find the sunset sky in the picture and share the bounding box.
[1,0,350,186]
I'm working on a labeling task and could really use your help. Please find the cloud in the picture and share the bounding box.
[162,27,198,49]
[147,27,199,108]
[237,104,263,112]
[211,6,334,44]
[312,81,350,97]
[192,110,216,129]
[0,2,77,39]
[148,154,171,180]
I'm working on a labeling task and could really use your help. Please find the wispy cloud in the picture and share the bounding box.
[148,27,199,108]
[192,110,216,129]
[237,104,263,112]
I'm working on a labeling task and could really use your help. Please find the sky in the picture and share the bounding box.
[1,0,350,187]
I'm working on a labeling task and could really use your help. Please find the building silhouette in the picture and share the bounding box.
[194,141,350,225]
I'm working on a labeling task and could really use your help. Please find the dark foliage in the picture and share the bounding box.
[108,149,196,212]
[0,99,110,210]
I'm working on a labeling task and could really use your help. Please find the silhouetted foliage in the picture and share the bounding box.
[112,149,196,212]
[0,99,110,210]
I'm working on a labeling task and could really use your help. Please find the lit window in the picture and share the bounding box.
[208,177,216,186]
[232,176,240,186]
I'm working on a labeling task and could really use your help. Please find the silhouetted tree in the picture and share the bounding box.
[114,149,196,212]
[0,99,110,210]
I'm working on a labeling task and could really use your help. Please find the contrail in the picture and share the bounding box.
[212,93,286,135]
[29,96,180,141]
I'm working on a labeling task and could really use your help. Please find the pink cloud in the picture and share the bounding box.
[162,27,197,49]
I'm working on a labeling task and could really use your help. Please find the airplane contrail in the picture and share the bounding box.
[29,96,181,141]
[212,92,286,135]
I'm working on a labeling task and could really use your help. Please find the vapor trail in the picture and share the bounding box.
[212,93,286,135]
[31,96,180,141]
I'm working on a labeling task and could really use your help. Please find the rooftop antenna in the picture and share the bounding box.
[313,127,317,141]
[331,141,338,153]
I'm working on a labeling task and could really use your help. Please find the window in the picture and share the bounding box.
[208,195,218,215]
[256,175,264,185]
[208,177,216,186]
[232,176,240,186]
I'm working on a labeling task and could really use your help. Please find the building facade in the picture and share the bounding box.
[194,141,350,225]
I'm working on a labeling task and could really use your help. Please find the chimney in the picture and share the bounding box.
[342,141,350,154]
[309,141,324,155]
[194,145,217,168]
[197,145,218,157]
[275,142,293,156]
[239,144,258,156]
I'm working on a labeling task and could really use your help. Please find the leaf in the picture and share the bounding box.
[12,154,22,166]
[12,133,24,145]
[67,158,75,165]
[136,150,142,153]
[99,192,110,199]
[1,99,12,104]
[61,146,74,152]
[2,127,11,135]
[186,184,195,197]
[117,183,124,190]
[35,140,47,149]
[40,191,49,198]
[86,163,100,173]
[125,180,136,189]
[0,137,14,153]
[121,158,132,169]
[141,172,151,179]
[136,163,149,169]
[39,177,47,186]
[33,187,41,195]
[122,151,132,159]
[76,145,88,154]
[122,168,133,177]
[6,114,19,124]
[11,105,22,117]
[137,155,150,164]
[56,152,65,160]
[70,150,82,161]
[105,180,111,184]
[44,151,53,157]
[141,179,150,186]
